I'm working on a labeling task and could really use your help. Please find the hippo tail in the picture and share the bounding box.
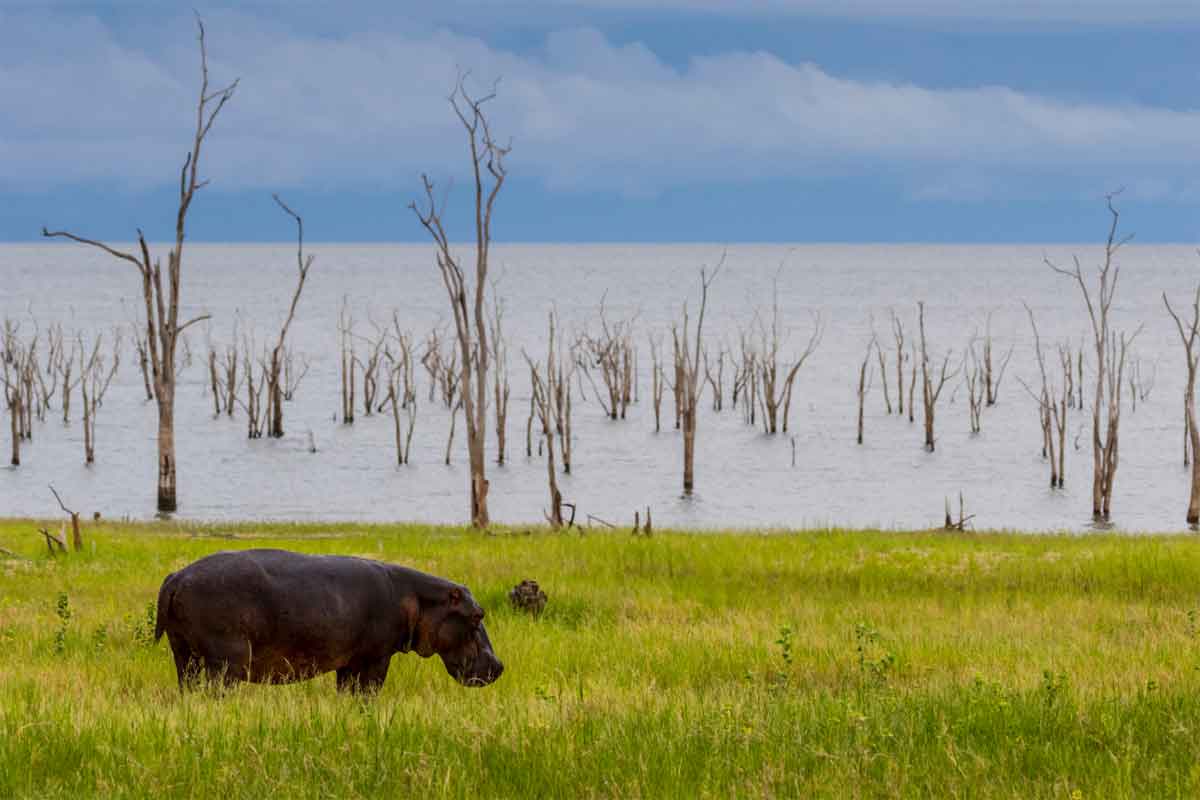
[154,572,178,643]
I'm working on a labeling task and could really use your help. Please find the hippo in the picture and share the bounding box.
[154,548,503,693]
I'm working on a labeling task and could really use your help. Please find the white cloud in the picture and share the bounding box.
[2,10,1199,200]
[523,0,1200,24]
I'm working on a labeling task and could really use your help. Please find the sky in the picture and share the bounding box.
[1,1,1198,242]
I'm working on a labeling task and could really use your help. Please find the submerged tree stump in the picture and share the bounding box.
[508,580,547,617]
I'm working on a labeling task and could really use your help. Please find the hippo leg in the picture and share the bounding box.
[167,633,203,690]
[336,656,390,695]
[198,640,251,687]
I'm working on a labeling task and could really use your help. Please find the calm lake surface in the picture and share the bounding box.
[2,242,1198,532]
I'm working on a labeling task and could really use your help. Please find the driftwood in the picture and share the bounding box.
[49,484,83,552]
[38,527,68,556]
[943,493,975,531]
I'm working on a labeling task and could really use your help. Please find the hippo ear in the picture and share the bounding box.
[449,587,463,605]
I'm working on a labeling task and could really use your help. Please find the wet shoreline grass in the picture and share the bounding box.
[2,519,1199,798]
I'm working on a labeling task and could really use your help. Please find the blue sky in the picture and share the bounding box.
[2,1,1198,242]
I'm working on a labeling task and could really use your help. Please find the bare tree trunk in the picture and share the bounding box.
[43,17,235,513]
[266,195,314,439]
[983,312,1014,406]
[1020,302,1064,489]
[891,310,906,417]
[965,345,983,434]
[1186,403,1192,468]
[1047,194,1141,522]
[490,292,510,465]
[673,258,722,496]
[753,272,822,435]
[208,349,221,417]
[875,336,891,414]
[917,302,958,452]
[411,76,508,529]
[649,334,664,433]
[445,398,463,466]
[907,344,916,424]
[857,337,874,444]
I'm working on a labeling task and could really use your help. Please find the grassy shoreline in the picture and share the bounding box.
[2,520,1199,798]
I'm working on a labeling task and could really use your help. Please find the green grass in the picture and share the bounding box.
[3,519,1200,798]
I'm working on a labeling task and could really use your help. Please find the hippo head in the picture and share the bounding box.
[416,586,503,687]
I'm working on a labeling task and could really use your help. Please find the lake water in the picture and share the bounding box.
[1,242,1198,532]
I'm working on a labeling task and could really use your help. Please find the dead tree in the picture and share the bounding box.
[580,299,637,421]
[57,336,82,424]
[489,291,511,465]
[339,299,356,424]
[907,342,917,424]
[526,356,564,530]
[220,339,239,416]
[129,323,155,402]
[550,314,576,474]
[1046,193,1141,521]
[670,328,686,430]
[703,347,726,412]
[890,310,907,417]
[386,350,417,467]
[410,76,509,529]
[79,331,121,465]
[731,332,753,413]
[1053,345,1069,486]
[649,333,665,433]
[265,194,314,438]
[1164,285,1200,523]
[917,302,959,452]
[873,322,891,414]
[965,344,983,434]
[207,345,222,416]
[943,492,975,531]
[33,324,62,423]
[525,368,536,457]
[1127,358,1155,413]
[445,397,464,466]
[282,347,310,401]
[49,485,83,552]
[358,325,387,417]
[1,331,28,466]
[754,274,823,434]
[237,334,267,439]
[524,315,572,529]
[42,17,235,512]
[1021,302,1063,488]
[856,336,875,445]
[673,258,721,496]
[982,312,1014,406]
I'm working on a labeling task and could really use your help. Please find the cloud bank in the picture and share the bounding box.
[530,0,1200,24]
[2,10,1199,201]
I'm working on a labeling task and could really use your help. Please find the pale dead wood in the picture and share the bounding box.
[41,16,235,513]
[1164,281,1200,523]
[265,194,315,438]
[410,73,509,528]
[1045,191,1139,521]
[856,335,875,445]
[917,302,960,452]
[673,254,722,496]
[49,484,83,551]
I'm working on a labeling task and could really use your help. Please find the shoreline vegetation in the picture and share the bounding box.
[3,520,1200,797]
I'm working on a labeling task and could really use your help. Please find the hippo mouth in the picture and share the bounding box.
[455,660,504,687]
